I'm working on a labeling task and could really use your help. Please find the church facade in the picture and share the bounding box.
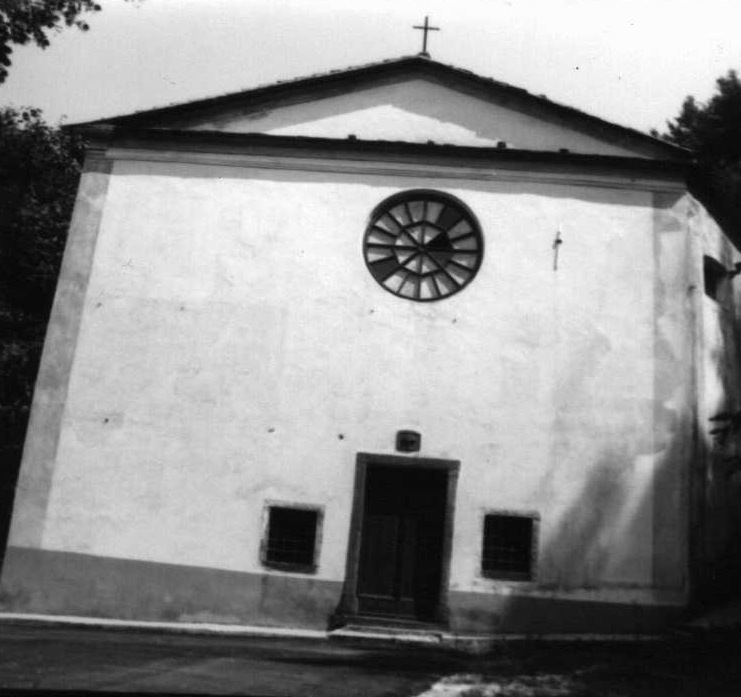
[2,56,740,635]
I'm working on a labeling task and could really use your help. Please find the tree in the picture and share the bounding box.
[0,1,103,83]
[0,106,84,315]
[658,70,741,234]
[0,106,84,559]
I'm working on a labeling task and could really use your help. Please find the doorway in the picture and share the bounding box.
[339,453,459,625]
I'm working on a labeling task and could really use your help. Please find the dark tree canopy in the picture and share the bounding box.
[0,106,84,316]
[0,0,102,83]
[659,70,741,234]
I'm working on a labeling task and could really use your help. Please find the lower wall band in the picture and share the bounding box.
[0,546,342,629]
[0,546,685,633]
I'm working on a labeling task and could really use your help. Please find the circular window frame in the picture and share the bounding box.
[362,189,484,302]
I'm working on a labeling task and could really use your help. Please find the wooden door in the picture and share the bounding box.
[356,465,447,621]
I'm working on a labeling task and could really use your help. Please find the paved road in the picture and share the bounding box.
[1,623,741,696]
[0,624,472,696]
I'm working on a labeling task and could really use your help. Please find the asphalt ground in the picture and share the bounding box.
[0,624,468,697]
[0,623,740,696]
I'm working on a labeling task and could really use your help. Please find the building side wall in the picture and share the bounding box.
[1,154,694,631]
[692,200,741,602]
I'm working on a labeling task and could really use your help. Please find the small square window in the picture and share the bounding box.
[704,255,729,302]
[261,504,321,573]
[481,512,538,581]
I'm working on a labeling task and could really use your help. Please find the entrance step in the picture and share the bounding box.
[329,625,444,645]
[338,614,446,630]
[329,616,446,645]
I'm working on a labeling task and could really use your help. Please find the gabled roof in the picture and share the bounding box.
[73,55,689,161]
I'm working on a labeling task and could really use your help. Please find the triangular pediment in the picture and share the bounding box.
[79,57,686,161]
[136,79,654,157]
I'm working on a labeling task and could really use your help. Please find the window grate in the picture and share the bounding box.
[265,507,318,569]
[482,514,535,580]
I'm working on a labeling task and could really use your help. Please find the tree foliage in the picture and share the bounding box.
[664,71,741,162]
[659,70,741,233]
[0,1,102,83]
[0,106,84,316]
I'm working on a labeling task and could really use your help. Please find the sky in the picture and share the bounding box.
[1,0,740,133]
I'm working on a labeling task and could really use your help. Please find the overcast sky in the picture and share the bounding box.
[1,0,740,133]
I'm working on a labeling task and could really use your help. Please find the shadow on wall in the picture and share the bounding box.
[506,435,685,635]
[530,320,741,624]
[446,437,687,636]
[700,298,741,607]
[539,449,658,591]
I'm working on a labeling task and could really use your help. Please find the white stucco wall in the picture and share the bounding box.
[25,154,691,605]
[166,79,650,157]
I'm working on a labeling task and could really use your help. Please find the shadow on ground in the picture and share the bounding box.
[1,625,741,696]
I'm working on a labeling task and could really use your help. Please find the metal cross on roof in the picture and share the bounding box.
[413,16,440,58]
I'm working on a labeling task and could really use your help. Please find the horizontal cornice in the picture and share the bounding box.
[80,127,691,193]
